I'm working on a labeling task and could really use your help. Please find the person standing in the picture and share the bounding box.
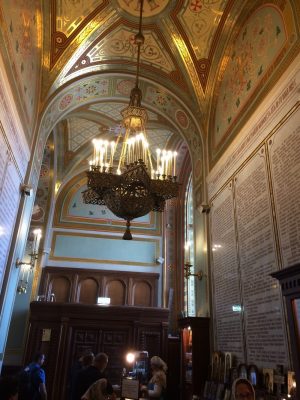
[19,352,47,400]
[74,352,114,400]
[141,356,167,399]
[0,376,19,400]
[69,351,94,399]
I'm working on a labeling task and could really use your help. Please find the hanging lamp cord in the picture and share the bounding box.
[135,0,144,89]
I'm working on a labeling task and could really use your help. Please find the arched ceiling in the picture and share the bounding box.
[43,0,243,120]
[39,0,244,181]
[36,0,299,180]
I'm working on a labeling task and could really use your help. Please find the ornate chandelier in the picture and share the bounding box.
[82,0,179,240]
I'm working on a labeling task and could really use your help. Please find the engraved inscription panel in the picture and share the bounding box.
[0,153,21,291]
[269,117,300,267]
[235,149,289,367]
[210,184,244,361]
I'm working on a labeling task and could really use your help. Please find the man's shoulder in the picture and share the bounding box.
[78,365,97,378]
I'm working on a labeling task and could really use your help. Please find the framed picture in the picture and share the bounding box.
[287,371,296,396]
[210,381,218,400]
[248,364,258,386]
[211,351,221,381]
[229,367,238,385]
[223,388,231,400]
[263,368,274,393]
[203,380,211,399]
[238,363,248,379]
[224,352,232,384]
[216,383,225,400]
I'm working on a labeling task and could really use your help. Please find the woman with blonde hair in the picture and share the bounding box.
[141,356,167,399]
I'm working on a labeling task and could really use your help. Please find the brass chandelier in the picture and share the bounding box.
[83,0,179,240]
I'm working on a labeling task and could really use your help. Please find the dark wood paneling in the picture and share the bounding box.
[78,278,98,304]
[178,317,210,399]
[104,279,126,305]
[49,276,71,302]
[39,267,159,307]
[132,280,152,306]
[25,302,169,400]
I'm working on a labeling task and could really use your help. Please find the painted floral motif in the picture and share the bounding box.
[32,137,52,223]
[145,87,174,114]
[176,110,189,129]
[214,5,287,147]
[117,0,168,17]
[59,94,73,110]
[116,80,135,96]
[1,0,41,130]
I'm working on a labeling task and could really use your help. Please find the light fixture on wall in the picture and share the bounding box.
[184,242,203,280]
[82,0,179,240]
[16,228,42,294]
[184,262,203,280]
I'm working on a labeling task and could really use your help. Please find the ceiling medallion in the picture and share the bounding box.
[117,0,169,17]
[82,0,179,240]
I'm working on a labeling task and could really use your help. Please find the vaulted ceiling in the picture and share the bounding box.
[40,0,243,181]
[1,0,298,185]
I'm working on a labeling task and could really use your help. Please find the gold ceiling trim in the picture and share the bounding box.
[170,0,236,93]
[50,0,110,68]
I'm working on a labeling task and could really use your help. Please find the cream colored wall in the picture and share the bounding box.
[0,49,33,370]
[206,54,300,367]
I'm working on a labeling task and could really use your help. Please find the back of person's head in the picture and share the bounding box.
[82,352,95,367]
[94,353,108,371]
[33,352,45,365]
[233,378,255,400]
[150,356,167,373]
[0,375,18,400]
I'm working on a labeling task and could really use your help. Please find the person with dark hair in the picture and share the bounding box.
[69,351,94,399]
[19,352,47,400]
[74,352,114,400]
[0,375,18,400]
[232,378,255,400]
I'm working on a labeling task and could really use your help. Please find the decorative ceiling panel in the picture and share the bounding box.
[50,0,109,67]
[68,117,102,152]
[89,103,125,120]
[177,0,227,60]
[55,0,101,37]
[0,0,42,134]
[86,26,175,73]
[209,0,300,166]
[89,102,158,121]
[171,0,235,92]
[117,0,169,17]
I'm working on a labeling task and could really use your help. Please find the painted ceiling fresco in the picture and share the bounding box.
[0,0,41,137]
[210,1,298,165]
[1,0,299,171]
[44,0,299,165]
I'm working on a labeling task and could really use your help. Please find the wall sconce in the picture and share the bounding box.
[16,228,42,294]
[199,203,211,214]
[184,261,203,280]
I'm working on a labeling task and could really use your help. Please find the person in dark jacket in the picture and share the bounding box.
[69,351,94,399]
[0,375,18,400]
[74,352,114,400]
